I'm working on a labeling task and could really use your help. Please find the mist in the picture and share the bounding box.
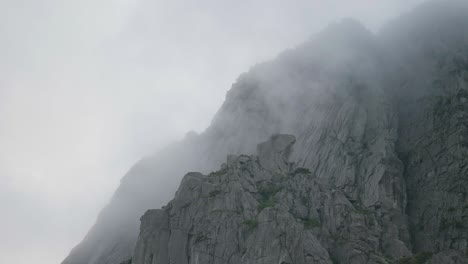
[0,1,427,264]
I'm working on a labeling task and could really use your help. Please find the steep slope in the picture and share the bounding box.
[63,1,468,263]
[132,135,397,264]
[64,19,406,264]
[130,134,466,264]
[382,0,468,255]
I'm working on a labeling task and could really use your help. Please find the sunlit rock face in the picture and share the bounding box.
[63,1,468,264]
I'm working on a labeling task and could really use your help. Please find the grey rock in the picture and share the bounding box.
[382,0,468,255]
[427,250,468,264]
[62,1,468,263]
[119,259,132,264]
[132,135,408,264]
[257,134,295,173]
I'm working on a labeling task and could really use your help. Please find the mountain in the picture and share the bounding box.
[381,0,468,255]
[131,134,407,264]
[62,1,468,263]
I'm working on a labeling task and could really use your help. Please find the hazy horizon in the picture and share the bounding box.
[0,1,426,263]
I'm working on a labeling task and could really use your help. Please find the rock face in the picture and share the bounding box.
[382,0,468,255]
[132,135,402,264]
[63,1,468,264]
[130,134,465,264]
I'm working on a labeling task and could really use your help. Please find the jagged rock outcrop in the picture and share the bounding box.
[132,135,403,264]
[63,1,468,264]
[132,136,466,264]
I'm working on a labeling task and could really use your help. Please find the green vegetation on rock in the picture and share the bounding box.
[397,252,433,264]
[243,219,258,230]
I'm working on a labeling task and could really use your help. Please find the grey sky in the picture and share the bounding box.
[0,1,425,263]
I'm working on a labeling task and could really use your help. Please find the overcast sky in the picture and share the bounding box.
[0,1,426,263]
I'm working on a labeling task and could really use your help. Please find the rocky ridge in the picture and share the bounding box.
[130,135,467,264]
[63,1,468,264]
[131,135,400,264]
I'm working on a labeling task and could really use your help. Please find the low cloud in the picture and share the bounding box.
[0,0,426,263]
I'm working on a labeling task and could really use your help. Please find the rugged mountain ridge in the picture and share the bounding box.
[381,1,468,255]
[63,1,468,263]
[132,134,406,264]
[130,134,466,264]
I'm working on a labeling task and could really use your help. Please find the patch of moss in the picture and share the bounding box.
[330,256,340,264]
[413,252,433,264]
[440,217,450,230]
[258,200,275,210]
[194,233,208,243]
[258,184,283,199]
[302,218,320,230]
[208,190,221,197]
[397,252,433,264]
[256,183,282,211]
[329,233,341,241]
[397,257,412,264]
[354,205,372,215]
[301,196,311,207]
[292,167,311,175]
[383,256,393,263]
[243,219,258,230]
[120,258,132,264]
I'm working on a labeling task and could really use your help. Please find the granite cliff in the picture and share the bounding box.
[63,1,468,263]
